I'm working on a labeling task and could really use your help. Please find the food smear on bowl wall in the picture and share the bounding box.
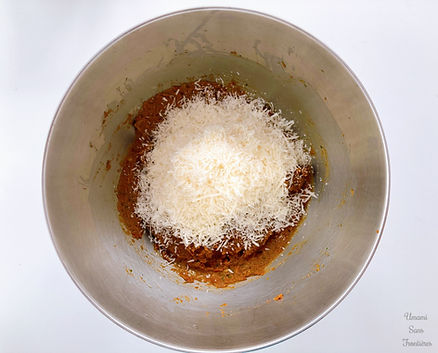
[273,293,284,301]
[117,79,315,287]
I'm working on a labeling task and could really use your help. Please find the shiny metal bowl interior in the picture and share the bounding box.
[43,8,389,352]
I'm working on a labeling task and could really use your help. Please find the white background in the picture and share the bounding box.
[1,1,437,352]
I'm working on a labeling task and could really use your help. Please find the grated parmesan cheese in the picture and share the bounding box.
[135,90,312,250]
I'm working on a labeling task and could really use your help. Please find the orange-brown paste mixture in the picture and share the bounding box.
[117,80,313,288]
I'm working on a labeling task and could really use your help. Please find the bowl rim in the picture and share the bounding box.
[42,6,390,353]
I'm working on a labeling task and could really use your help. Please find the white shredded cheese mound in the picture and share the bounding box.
[135,90,312,250]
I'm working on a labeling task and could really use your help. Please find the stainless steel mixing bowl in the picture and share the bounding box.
[43,8,389,352]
